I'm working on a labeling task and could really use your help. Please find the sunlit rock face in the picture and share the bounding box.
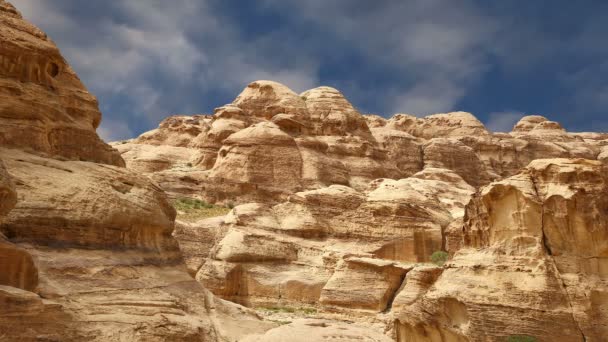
[187,168,474,315]
[0,2,272,340]
[393,159,608,341]
[6,0,601,338]
[0,1,123,166]
[118,65,608,341]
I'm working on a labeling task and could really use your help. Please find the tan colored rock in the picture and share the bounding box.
[393,159,608,341]
[423,138,497,187]
[319,257,411,312]
[0,285,43,317]
[173,216,224,276]
[387,111,490,140]
[0,158,38,292]
[0,147,276,341]
[242,318,393,342]
[370,127,423,177]
[512,115,555,133]
[208,121,304,202]
[134,114,211,147]
[0,3,273,340]
[112,141,199,173]
[0,1,123,166]
[0,148,176,250]
[301,86,371,138]
[364,114,387,128]
[0,158,16,217]
[598,145,608,163]
[233,80,309,120]
[190,168,474,313]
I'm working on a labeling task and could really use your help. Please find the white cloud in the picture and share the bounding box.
[485,111,525,132]
[261,0,497,116]
[97,119,134,142]
[14,0,321,137]
[390,77,467,116]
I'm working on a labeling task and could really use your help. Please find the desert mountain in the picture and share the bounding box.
[1,0,607,340]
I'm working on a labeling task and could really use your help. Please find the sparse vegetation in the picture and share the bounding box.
[506,335,537,342]
[430,251,449,266]
[172,197,231,222]
[258,306,317,316]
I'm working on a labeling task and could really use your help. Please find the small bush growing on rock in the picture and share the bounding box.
[172,198,231,222]
[506,335,537,342]
[430,251,449,266]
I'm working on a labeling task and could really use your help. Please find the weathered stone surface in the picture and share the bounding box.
[6,0,605,337]
[0,148,176,250]
[0,158,16,217]
[242,318,393,342]
[0,3,273,340]
[0,147,274,341]
[319,257,410,312]
[393,159,608,341]
[207,122,304,202]
[120,81,608,211]
[190,168,474,314]
[0,158,38,292]
[0,1,123,166]
[133,114,212,147]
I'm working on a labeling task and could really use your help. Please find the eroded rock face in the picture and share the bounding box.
[393,159,608,341]
[119,79,607,208]
[134,114,212,147]
[0,3,272,340]
[0,1,123,166]
[185,168,474,314]
[0,158,38,293]
[241,318,393,342]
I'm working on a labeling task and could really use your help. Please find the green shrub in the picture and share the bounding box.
[506,336,537,342]
[430,251,449,266]
[172,198,231,222]
[258,306,317,315]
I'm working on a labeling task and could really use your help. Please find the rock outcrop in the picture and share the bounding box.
[117,82,606,207]
[0,0,123,166]
[0,2,272,340]
[117,77,608,341]
[184,168,473,315]
[4,0,608,340]
[393,159,608,341]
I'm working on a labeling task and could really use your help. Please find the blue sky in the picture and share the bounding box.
[14,0,608,140]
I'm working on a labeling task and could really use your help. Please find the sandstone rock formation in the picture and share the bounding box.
[183,168,474,315]
[4,0,608,340]
[117,79,605,208]
[117,76,608,341]
[393,159,608,341]
[0,0,123,166]
[241,318,393,342]
[0,2,272,340]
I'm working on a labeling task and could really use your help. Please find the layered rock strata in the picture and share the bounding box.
[0,2,272,340]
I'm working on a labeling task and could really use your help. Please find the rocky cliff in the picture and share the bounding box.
[118,78,608,341]
[0,2,271,341]
[2,0,607,340]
